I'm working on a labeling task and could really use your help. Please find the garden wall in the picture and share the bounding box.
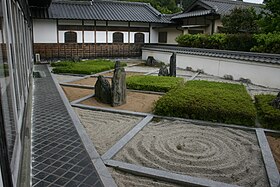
[142,47,280,88]
[34,43,143,60]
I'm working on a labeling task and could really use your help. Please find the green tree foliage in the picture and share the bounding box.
[119,0,181,14]
[221,7,260,34]
[259,0,280,33]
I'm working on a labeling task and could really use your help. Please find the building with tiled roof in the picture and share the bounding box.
[32,0,264,59]
[172,0,263,34]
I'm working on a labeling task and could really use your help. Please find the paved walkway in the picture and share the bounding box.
[31,65,103,187]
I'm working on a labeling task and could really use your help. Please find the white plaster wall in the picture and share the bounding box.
[96,31,106,43]
[33,19,57,43]
[84,31,94,43]
[150,27,158,43]
[59,31,82,43]
[142,49,280,88]
[214,19,223,33]
[158,28,182,44]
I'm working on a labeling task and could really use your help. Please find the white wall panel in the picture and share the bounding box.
[33,19,57,43]
[84,31,94,43]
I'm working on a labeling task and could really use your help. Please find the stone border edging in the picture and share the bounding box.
[101,115,153,160]
[104,160,239,187]
[59,82,94,89]
[48,66,118,187]
[256,129,280,187]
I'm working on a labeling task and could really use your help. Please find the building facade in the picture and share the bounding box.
[0,0,49,186]
[31,0,183,60]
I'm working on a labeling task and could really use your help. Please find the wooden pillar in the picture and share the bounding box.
[82,20,84,58]
[56,19,60,58]
[94,20,96,58]
[128,21,131,56]
[149,23,151,43]
[106,21,108,57]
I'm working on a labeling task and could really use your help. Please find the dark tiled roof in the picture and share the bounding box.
[202,0,264,15]
[172,9,212,19]
[32,0,172,23]
[142,45,280,65]
[172,0,264,20]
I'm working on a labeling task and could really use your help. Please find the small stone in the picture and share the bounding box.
[95,75,111,104]
[169,52,176,77]
[270,92,280,109]
[197,69,204,73]
[224,74,233,80]
[146,56,158,66]
[158,65,169,76]
[112,67,126,107]
[71,56,81,62]
[239,78,251,84]
[186,66,193,71]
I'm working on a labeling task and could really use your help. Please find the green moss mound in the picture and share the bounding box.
[255,94,280,130]
[126,75,184,92]
[154,80,256,126]
[51,59,126,75]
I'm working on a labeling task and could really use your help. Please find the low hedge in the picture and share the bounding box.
[126,75,184,92]
[176,33,280,54]
[255,94,280,130]
[51,59,126,75]
[154,80,256,126]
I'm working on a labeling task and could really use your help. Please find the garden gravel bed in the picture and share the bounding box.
[80,91,161,113]
[114,119,269,187]
[74,108,142,155]
[108,167,183,187]
[61,86,93,102]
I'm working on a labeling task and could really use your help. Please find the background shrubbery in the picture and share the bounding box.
[255,94,280,130]
[51,59,126,75]
[176,33,280,53]
[154,80,256,126]
[126,75,184,92]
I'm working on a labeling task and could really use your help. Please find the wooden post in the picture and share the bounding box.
[56,19,60,58]
[94,20,97,58]
[82,20,85,58]
[149,23,151,43]
[106,21,108,57]
[128,21,131,57]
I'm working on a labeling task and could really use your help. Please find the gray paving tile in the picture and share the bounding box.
[31,65,103,186]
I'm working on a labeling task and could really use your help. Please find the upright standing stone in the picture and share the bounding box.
[170,52,176,77]
[271,92,280,109]
[95,75,112,104]
[115,60,121,69]
[112,65,126,107]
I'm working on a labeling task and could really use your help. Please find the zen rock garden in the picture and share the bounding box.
[95,61,126,106]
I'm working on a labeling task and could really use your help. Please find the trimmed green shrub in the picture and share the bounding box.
[176,33,280,54]
[251,33,280,54]
[154,80,256,126]
[51,59,127,75]
[255,94,280,130]
[126,75,184,92]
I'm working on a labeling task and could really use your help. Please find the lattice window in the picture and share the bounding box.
[65,32,77,43]
[113,32,124,43]
[134,33,145,43]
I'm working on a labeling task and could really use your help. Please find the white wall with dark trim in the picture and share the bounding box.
[142,49,280,88]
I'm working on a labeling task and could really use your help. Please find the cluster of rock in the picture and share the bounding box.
[146,56,160,66]
[270,92,280,109]
[95,61,126,106]
[157,52,177,77]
